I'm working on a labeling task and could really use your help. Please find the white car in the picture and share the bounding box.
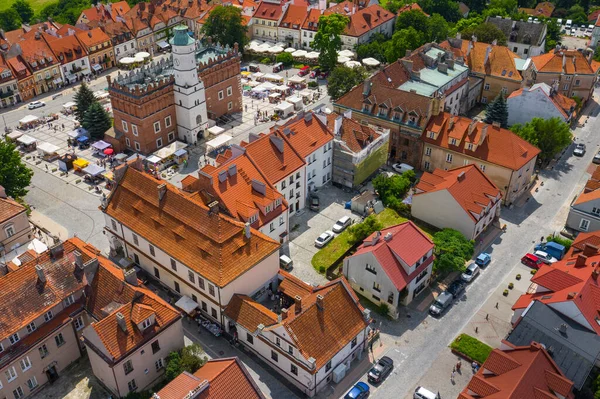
[332,216,352,233]
[534,250,557,264]
[315,231,334,248]
[392,163,414,174]
[28,101,45,109]
[414,386,438,399]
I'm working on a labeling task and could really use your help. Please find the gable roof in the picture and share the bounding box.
[487,16,547,46]
[325,112,382,153]
[351,221,434,291]
[508,83,576,119]
[45,34,88,64]
[75,27,111,48]
[18,37,59,70]
[574,188,600,206]
[423,112,540,171]
[397,2,428,16]
[275,112,333,158]
[334,4,395,38]
[568,230,600,257]
[415,165,501,222]
[531,49,596,75]
[156,357,265,399]
[302,8,322,31]
[0,196,26,224]
[253,2,284,21]
[459,341,574,399]
[103,165,280,287]
[279,4,307,28]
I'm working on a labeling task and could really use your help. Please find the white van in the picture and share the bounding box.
[279,255,293,271]
[565,19,572,29]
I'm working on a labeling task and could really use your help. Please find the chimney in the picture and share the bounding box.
[558,323,568,334]
[593,265,600,279]
[484,46,492,65]
[480,124,488,144]
[208,200,219,214]
[269,135,284,153]
[251,179,266,195]
[372,231,381,245]
[0,185,6,199]
[468,119,477,135]
[334,116,343,136]
[88,31,92,38]
[576,254,587,267]
[35,265,46,283]
[157,183,167,201]
[316,294,324,310]
[438,63,448,73]
[562,54,566,69]
[124,268,138,286]
[457,171,466,182]
[227,164,237,177]
[83,258,99,284]
[49,243,64,260]
[294,295,302,314]
[244,222,251,239]
[74,250,84,269]
[197,170,213,190]
[116,312,127,332]
[405,49,411,57]
[281,308,289,320]
[583,244,598,257]
[384,232,393,241]
[492,121,501,128]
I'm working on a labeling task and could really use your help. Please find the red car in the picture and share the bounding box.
[521,253,543,269]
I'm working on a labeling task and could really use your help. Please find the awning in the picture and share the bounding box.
[63,101,76,109]
[19,115,38,124]
[81,68,91,75]
[175,296,198,315]
[119,57,136,65]
[299,90,313,98]
[206,134,232,151]
[287,95,302,105]
[153,141,188,160]
[157,41,170,49]
[92,140,111,150]
[288,75,305,84]
[7,131,23,140]
[146,155,162,164]
[82,164,105,176]
[114,153,128,161]
[77,136,89,143]
[208,125,225,135]
[17,135,36,145]
[67,127,88,138]
[37,142,60,154]
[275,101,294,112]
[174,149,187,157]
[92,64,102,72]
[53,77,63,85]
[269,93,281,98]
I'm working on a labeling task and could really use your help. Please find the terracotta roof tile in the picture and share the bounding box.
[45,34,88,64]
[327,4,394,37]
[253,2,284,21]
[574,189,600,205]
[276,112,333,158]
[18,37,59,70]
[531,50,596,75]
[75,27,111,48]
[278,270,313,299]
[279,5,307,28]
[302,8,322,31]
[397,3,428,16]
[0,196,26,223]
[224,294,278,332]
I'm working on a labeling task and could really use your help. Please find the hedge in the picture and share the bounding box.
[450,334,493,364]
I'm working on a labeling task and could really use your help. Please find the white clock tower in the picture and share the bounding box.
[170,25,208,144]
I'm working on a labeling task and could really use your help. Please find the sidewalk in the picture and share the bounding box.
[30,210,69,243]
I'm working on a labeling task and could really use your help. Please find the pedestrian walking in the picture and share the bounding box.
[456,361,461,372]
[451,370,455,383]
[245,104,248,112]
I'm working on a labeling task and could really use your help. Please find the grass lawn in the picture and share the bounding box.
[450,334,493,364]
[0,0,58,14]
[311,208,412,272]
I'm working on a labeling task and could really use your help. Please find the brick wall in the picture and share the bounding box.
[200,53,242,119]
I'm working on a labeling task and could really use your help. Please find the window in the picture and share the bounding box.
[111,219,117,230]
[425,147,431,156]
[575,79,580,86]
[227,86,232,96]
[279,216,284,226]
[156,138,163,148]
[351,337,357,348]
[366,264,377,274]
[450,138,457,146]
[9,333,19,345]
[135,141,141,151]
[201,302,207,312]
[275,337,281,347]
[19,357,31,372]
[5,225,15,237]
[141,318,152,329]
[174,281,180,293]
[122,120,128,132]
[5,367,17,382]
[288,345,293,355]
[209,284,215,296]
[126,137,131,147]
[480,164,486,172]
[373,282,381,292]
[580,219,591,231]
[55,333,65,347]
[26,376,37,390]
[428,131,435,139]
[271,350,278,362]
[228,101,232,111]
[326,361,332,372]
[132,124,138,136]
[218,90,224,100]
[446,153,453,163]
[44,310,53,322]
[151,340,161,354]
[74,316,84,330]
[563,84,569,91]
[155,358,164,371]
[168,132,175,142]
[26,322,36,333]
[128,379,137,392]
[291,364,298,375]
[165,116,171,127]
[149,244,155,256]
[133,234,139,245]
[65,295,75,306]
[154,121,161,133]
[188,271,195,284]
[13,386,24,399]
[198,277,205,290]
[123,360,134,375]
[467,143,473,151]
[38,344,48,359]
[593,207,600,216]
[388,291,395,304]
[154,267,160,278]
[484,83,490,91]
[246,333,254,344]
[211,308,217,318]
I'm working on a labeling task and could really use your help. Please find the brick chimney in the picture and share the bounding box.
[316,294,324,310]
[157,183,167,202]
[116,312,127,332]
[281,308,289,320]
[575,254,587,267]
[583,244,598,257]
[294,295,302,314]
[35,265,46,283]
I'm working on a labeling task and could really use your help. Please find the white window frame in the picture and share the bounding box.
[218,90,224,100]
[13,386,24,399]
[4,225,15,237]
[135,142,141,151]
[5,367,17,382]
[64,294,75,306]
[580,218,590,231]
[227,86,232,96]
[228,101,233,111]
[165,116,171,128]
[122,120,128,132]
[445,153,453,163]
[44,310,53,322]
[141,318,152,329]
[9,333,19,345]
[132,124,138,136]
[155,358,164,371]
[19,357,31,372]
[26,376,37,390]
[74,316,85,331]
[156,138,163,148]
[154,121,161,133]
[168,132,175,142]
[26,322,36,333]
[125,137,131,147]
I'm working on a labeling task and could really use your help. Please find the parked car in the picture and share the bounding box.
[521,253,543,269]
[279,255,293,271]
[309,194,320,211]
[593,151,600,164]
[534,250,558,264]
[429,291,453,316]
[414,387,438,399]
[447,279,466,298]
[368,356,394,383]
[332,216,352,233]
[28,101,45,109]
[534,241,565,260]
[315,231,334,248]
[345,382,370,399]
[475,253,491,267]
[461,262,480,283]
[392,163,414,174]
[574,143,586,156]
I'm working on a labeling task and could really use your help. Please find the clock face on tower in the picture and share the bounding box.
[174,58,180,66]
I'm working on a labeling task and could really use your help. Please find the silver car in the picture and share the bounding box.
[332,216,351,233]
[315,231,334,248]
[534,250,557,264]
[461,262,480,283]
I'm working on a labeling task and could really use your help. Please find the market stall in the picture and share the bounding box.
[18,115,40,130]
[274,101,294,118]
[288,75,306,85]
[274,85,290,95]
[37,142,60,161]
[299,89,314,103]
[6,131,23,142]
[67,127,88,139]
[175,296,199,316]
[207,125,225,136]
[269,92,282,103]
[287,95,304,111]
[252,71,265,81]
[145,155,162,172]
[149,141,189,170]
[62,102,76,115]
[94,90,110,104]
[73,158,89,172]
[58,153,77,171]
[82,164,106,184]
[91,140,112,157]
[206,134,232,155]
[76,135,90,149]
[263,73,284,83]
[16,135,37,152]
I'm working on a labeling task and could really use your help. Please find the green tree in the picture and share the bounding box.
[417,0,461,22]
[0,9,22,31]
[427,13,449,42]
[450,14,484,37]
[180,343,205,373]
[484,93,509,128]
[11,0,34,23]
[461,22,507,45]
[201,6,248,50]
[74,82,96,124]
[432,228,474,273]
[396,9,428,32]
[0,139,33,199]
[567,5,587,25]
[545,20,561,52]
[327,65,368,100]
[276,51,293,66]
[165,351,182,381]
[384,27,425,63]
[382,0,405,13]
[511,117,572,164]
[372,173,412,206]
[83,102,112,140]
[356,33,388,62]
[312,14,349,71]
[348,215,383,244]
[488,0,517,14]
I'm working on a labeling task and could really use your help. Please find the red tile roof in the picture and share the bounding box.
[459,341,574,399]
[277,270,313,299]
[0,196,26,224]
[423,112,540,171]
[351,221,434,291]
[279,4,307,28]
[568,231,600,257]
[337,4,395,37]
[253,2,284,21]
[75,27,111,48]
[45,34,88,64]
[224,294,278,332]
[415,165,501,222]
[156,358,265,399]
[18,37,59,71]
[275,112,333,158]
[325,112,382,153]
[397,2,428,16]
[103,165,279,287]
[302,8,322,31]
[590,9,600,22]
[531,49,596,75]
[574,188,600,205]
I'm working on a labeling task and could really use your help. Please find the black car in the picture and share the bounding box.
[447,279,466,299]
[368,356,394,383]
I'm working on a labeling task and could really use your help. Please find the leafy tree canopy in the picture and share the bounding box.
[327,65,368,99]
[372,173,412,207]
[312,14,349,71]
[384,27,425,63]
[276,51,293,65]
[0,139,33,199]
[201,6,248,50]
[396,9,428,32]
[349,215,383,244]
[417,0,461,22]
[461,22,508,46]
[0,9,22,31]
[12,0,34,23]
[511,117,572,164]
[432,228,474,273]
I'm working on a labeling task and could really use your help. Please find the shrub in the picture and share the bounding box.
[450,334,493,364]
[546,235,573,250]
[390,202,411,217]
[318,265,326,274]
[260,57,271,64]
[508,282,514,289]
[516,274,521,280]
[51,168,57,172]
[531,269,537,275]
[376,303,390,316]
[276,51,293,65]
[75,179,81,184]
[503,289,509,296]
[307,81,318,88]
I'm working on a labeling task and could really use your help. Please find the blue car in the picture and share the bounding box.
[345,382,370,399]
[475,253,491,267]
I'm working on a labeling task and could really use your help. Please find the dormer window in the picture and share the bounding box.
[450,138,457,146]
[467,143,474,151]
[428,131,435,139]
[393,112,402,121]
[362,103,371,113]
[141,318,152,329]
[378,107,388,117]
[408,116,417,125]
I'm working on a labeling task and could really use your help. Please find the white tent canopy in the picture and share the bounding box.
[338,49,355,58]
[17,135,36,145]
[275,101,294,112]
[269,92,281,98]
[299,89,313,98]
[82,164,105,176]
[284,47,296,53]
[175,296,198,315]
[306,51,320,59]
[67,127,88,138]
[206,134,233,152]
[256,81,277,91]
[154,141,188,160]
[252,72,265,78]
[256,43,272,52]
[345,60,362,68]
[7,131,23,140]
[146,155,162,164]
[269,46,284,53]
[19,115,38,124]
[337,56,351,64]
[207,125,225,135]
[37,142,60,154]
[288,75,305,84]
[63,101,76,108]
[263,73,284,82]
[133,56,144,63]
[135,51,150,58]
[292,50,307,58]
[119,57,136,64]
[362,57,381,66]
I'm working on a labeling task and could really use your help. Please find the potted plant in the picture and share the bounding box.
[508,283,514,290]
[503,289,509,296]
[516,274,521,280]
